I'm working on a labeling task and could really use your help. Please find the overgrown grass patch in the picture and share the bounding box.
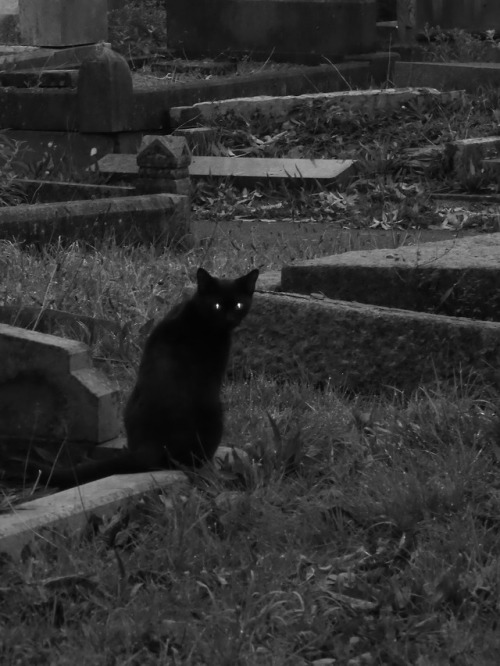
[1,373,500,664]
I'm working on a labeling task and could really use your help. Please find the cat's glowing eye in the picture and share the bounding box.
[236,302,244,310]
[214,302,221,311]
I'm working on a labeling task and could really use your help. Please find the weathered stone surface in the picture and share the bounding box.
[135,176,191,196]
[394,61,500,93]
[0,470,188,557]
[231,291,500,391]
[0,194,192,247]
[19,0,107,47]
[397,0,500,38]
[169,87,462,128]
[445,137,500,183]
[348,51,401,85]
[98,153,355,186]
[173,126,217,154]
[166,0,377,64]
[1,43,108,70]
[0,87,77,131]
[281,233,500,321]
[77,45,132,133]
[137,135,192,169]
[0,323,121,443]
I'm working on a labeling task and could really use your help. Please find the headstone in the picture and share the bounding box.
[77,45,133,133]
[19,0,108,47]
[166,0,377,64]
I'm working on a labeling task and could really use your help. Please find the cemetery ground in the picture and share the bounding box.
[3,27,500,666]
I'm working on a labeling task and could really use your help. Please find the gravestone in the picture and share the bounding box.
[18,0,108,47]
[166,0,377,64]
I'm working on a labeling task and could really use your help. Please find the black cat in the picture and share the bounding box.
[24,267,259,488]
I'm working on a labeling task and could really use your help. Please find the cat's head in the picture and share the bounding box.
[194,267,259,330]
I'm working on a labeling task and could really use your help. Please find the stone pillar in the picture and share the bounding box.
[77,45,133,133]
[136,135,192,196]
[19,0,108,47]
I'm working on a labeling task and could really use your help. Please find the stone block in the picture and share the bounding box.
[137,135,192,169]
[281,233,500,321]
[232,291,500,392]
[0,88,77,131]
[394,61,500,93]
[0,470,188,557]
[0,194,192,248]
[166,0,377,63]
[77,45,133,133]
[19,0,108,47]
[0,324,121,443]
[446,136,500,183]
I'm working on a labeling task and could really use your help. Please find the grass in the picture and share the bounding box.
[2,233,500,663]
[2,24,500,663]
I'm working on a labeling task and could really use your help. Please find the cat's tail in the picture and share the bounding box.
[15,449,159,490]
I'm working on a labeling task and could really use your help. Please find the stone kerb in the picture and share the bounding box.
[0,323,121,443]
[231,291,500,392]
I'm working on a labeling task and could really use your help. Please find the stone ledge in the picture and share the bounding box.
[0,193,191,247]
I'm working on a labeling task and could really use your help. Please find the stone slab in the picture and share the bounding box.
[0,323,121,443]
[97,154,355,186]
[281,233,500,321]
[231,290,500,391]
[0,470,188,558]
[445,137,500,182]
[0,193,192,247]
[394,61,500,93]
[169,87,462,128]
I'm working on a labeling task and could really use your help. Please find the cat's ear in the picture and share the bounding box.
[238,268,259,294]
[197,267,216,293]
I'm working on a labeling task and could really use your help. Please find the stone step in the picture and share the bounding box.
[280,233,500,321]
[97,153,356,187]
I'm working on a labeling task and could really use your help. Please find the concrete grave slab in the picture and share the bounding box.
[231,290,500,392]
[170,87,460,128]
[0,43,109,70]
[0,323,121,443]
[0,193,192,247]
[0,470,188,558]
[280,233,500,321]
[394,61,500,93]
[445,137,500,182]
[97,153,355,187]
